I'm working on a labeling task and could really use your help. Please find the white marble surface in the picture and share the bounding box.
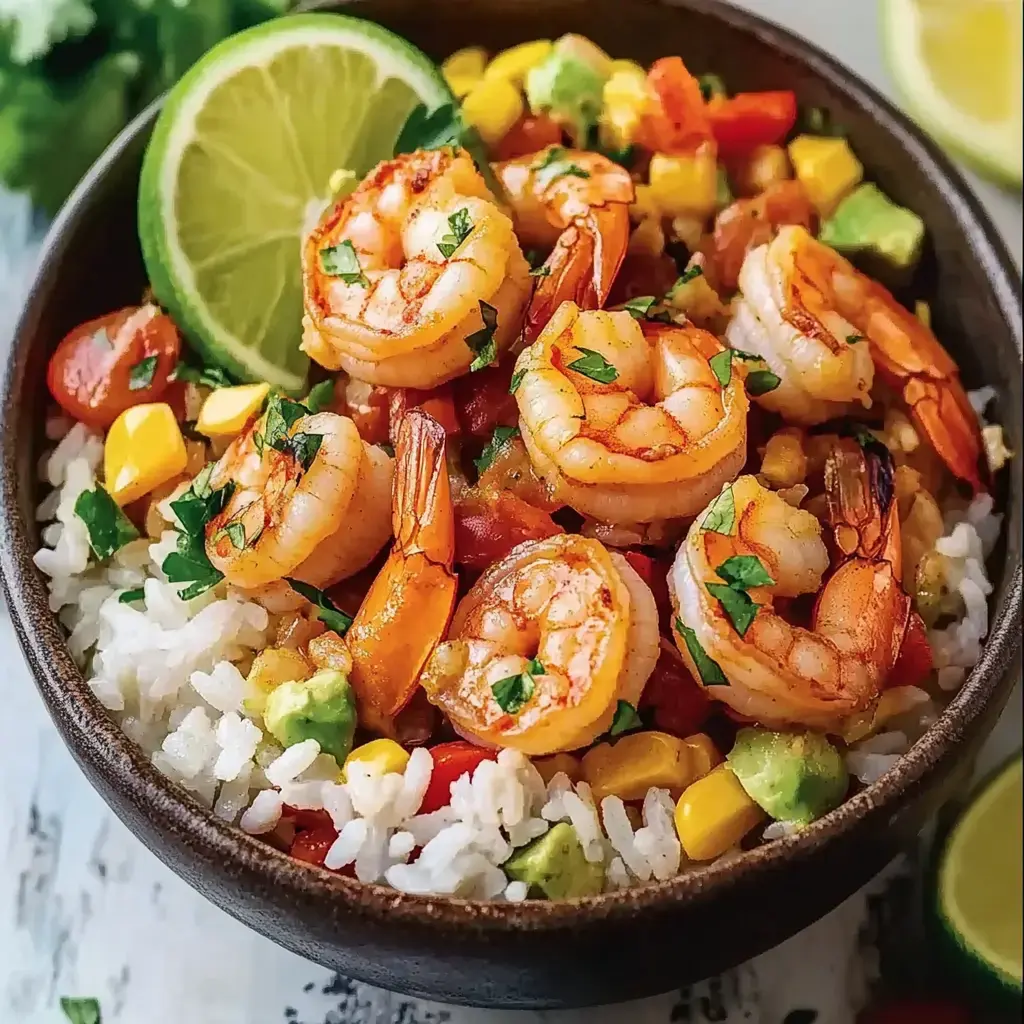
[0,2,1021,1023]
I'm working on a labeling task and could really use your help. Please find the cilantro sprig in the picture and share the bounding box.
[492,658,545,714]
[74,486,140,561]
[675,619,727,686]
[128,355,158,391]
[437,207,474,260]
[701,485,736,536]
[284,578,353,636]
[532,147,591,190]
[567,347,618,384]
[320,240,368,286]
[474,425,519,474]
[705,555,775,636]
[608,700,642,737]
[467,301,499,371]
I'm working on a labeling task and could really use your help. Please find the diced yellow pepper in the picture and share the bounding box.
[681,733,722,781]
[447,74,482,99]
[609,58,647,79]
[195,382,270,438]
[104,403,188,506]
[582,731,696,802]
[443,46,487,82]
[533,753,582,785]
[733,143,791,196]
[599,67,650,150]
[787,134,863,215]
[674,765,766,861]
[483,39,552,86]
[461,77,525,146]
[343,738,410,779]
[648,147,719,219]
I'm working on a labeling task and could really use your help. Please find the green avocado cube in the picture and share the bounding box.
[503,822,605,898]
[819,183,926,273]
[262,669,357,763]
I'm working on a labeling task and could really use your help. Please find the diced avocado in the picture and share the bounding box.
[503,822,605,898]
[525,34,611,144]
[727,728,848,826]
[262,669,357,762]
[819,183,925,275]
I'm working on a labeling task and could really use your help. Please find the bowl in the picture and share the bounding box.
[1,0,1021,1009]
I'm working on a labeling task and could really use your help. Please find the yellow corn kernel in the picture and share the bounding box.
[443,46,487,82]
[599,67,650,150]
[104,403,188,506]
[483,39,552,86]
[915,299,931,327]
[627,217,665,258]
[787,135,863,215]
[533,753,582,785]
[582,731,696,802]
[681,733,722,781]
[760,430,808,488]
[674,765,766,861]
[195,382,270,438]
[734,143,791,196]
[244,647,311,717]
[609,58,647,80]
[344,738,410,779]
[461,77,525,146]
[649,148,719,219]
[629,183,660,222]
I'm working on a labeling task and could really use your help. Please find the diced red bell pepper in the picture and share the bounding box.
[636,56,714,154]
[858,999,973,1024]
[419,741,498,814]
[453,360,520,438]
[455,490,563,570]
[639,642,711,738]
[706,91,797,158]
[623,551,673,634]
[290,825,338,868]
[888,610,933,689]
[491,113,564,161]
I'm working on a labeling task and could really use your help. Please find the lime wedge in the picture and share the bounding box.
[881,0,1023,186]
[139,13,452,392]
[935,755,1023,1005]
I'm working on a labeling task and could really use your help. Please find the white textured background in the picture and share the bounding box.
[0,2,1020,1022]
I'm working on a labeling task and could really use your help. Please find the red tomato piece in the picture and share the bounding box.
[491,113,564,161]
[289,825,338,868]
[389,384,460,442]
[46,304,181,428]
[859,999,973,1024]
[623,551,673,633]
[640,641,711,738]
[455,490,564,570]
[283,806,334,832]
[888,610,934,689]
[419,741,498,814]
[637,56,714,154]
[453,360,519,438]
[706,91,798,158]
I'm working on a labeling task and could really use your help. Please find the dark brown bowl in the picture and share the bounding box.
[1,0,1021,1009]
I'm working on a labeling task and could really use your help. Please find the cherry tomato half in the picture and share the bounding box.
[419,741,498,814]
[46,304,181,428]
[289,826,338,868]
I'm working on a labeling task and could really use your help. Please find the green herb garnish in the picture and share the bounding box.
[118,588,145,605]
[701,485,736,536]
[672,266,704,289]
[675,619,727,686]
[394,102,463,154]
[745,369,782,396]
[73,486,140,561]
[846,334,864,344]
[437,207,474,259]
[161,468,234,600]
[509,368,527,394]
[567,347,618,384]
[704,554,774,637]
[709,349,733,388]
[320,239,369,286]
[474,425,519,474]
[623,295,657,319]
[170,361,233,390]
[529,263,552,278]
[532,147,591,190]
[715,555,775,590]
[698,72,727,100]
[284,578,353,636]
[467,301,499,371]
[304,380,335,414]
[491,658,544,714]
[128,355,158,391]
[217,521,246,550]
[60,997,101,1024]
[609,700,643,737]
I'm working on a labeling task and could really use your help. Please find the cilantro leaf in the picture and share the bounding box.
[745,369,781,396]
[394,102,462,154]
[715,555,775,590]
[118,588,145,605]
[217,521,246,550]
[491,660,545,714]
[261,394,307,454]
[705,583,760,636]
[284,578,353,635]
[466,301,499,371]
[529,264,551,278]
[437,207,474,259]
[128,355,158,391]
[675,619,728,685]
[623,295,657,319]
[162,548,224,602]
[729,349,764,362]
[509,368,527,394]
[320,240,368,286]
[474,425,519,474]
[672,266,704,289]
[73,486,140,561]
[280,431,323,472]
[567,347,618,384]
[846,334,864,344]
[60,997,101,1024]
[609,700,642,737]
[304,380,335,414]
[709,349,733,388]
[701,485,736,536]
[161,469,233,600]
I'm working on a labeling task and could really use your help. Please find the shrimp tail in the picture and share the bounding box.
[393,409,455,561]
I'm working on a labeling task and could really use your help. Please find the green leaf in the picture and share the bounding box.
[162,547,223,601]
[284,578,352,636]
[437,207,474,259]
[73,486,140,561]
[217,521,246,550]
[304,380,335,414]
[474,425,519,474]
[701,485,736,536]
[675,619,727,686]
[745,369,781,396]
[118,588,145,605]
[60,996,101,1024]
[529,263,551,278]
[609,700,642,737]
[162,470,234,600]
[567,347,618,384]
[320,240,368,286]
[170,361,234,390]
[281,431,323,472]
[128,355,158,391]
[672,266,704,290]
[715,555,775,590]
[709,349,733,388]
[466,301,499,371]
[705,582,760,637]
[729,349,764,363]
[491,661,543,714]
[394,102,462,155]
[846,334,864,344]
[509,368,527,394]
[623,295,657,319]
[261,394,307,454]
[698,72,727,100]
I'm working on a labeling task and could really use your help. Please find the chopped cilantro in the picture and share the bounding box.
[729,349,764,362]
[491,658,544,714]
[715,555,775,590]
[698,72,727,100]
[466,301,499,371]
[709,349,733,388]
[701,485,736,536]
[73,486,139,561]
[532,147,591,190]
[672,265,704,289]
[127,355,158,391]
[284,578,353,636]
[675,619,728,686]
[846,334,864,344]
[567,347,618,384]
[217,521,246,550]
[304,380,335,414]
[609,700,642,737]
[160,468,233,600]
[745,369,782,396]
[60,997,101,1024]
[280,431,323,472]
[529,263,552,278]
[320,240,368,286]
[509,368,527,394]
[437,207,474,259]
[706,583,760,636]
[118,588,145,605]
[623,295,657,319]
[393,102,462,155]
[474,425,519,474]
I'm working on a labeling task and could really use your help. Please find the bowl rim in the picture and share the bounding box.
[1,0,1021,935]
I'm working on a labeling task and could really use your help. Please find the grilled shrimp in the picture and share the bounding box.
[302,148,531,389]
[727,225,986,491]
[669,438,911,730]
[205,407,393,591]
[345,410,458,735]
[495,147,635,341]
[419,533,660,756]
[514,301,748,524]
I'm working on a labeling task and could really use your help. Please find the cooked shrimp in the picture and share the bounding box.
[728,225,986,490]
[419,533,660,756]
[345,410,458,735]
[514,301,748,524]
[205,407,393,591]
[669,440,911,730]
[495,147,635,341]
[302,148,531,389]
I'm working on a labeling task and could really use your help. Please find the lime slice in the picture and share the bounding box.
[935,755,1023,1006]
[139,13,452,392]
[881,0,1023,186]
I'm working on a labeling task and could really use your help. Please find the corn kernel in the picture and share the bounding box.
[649,147,718,219]
[443,46,487,81]
[582,731,696,802]
[196,382,270,438]
[104,403,188,506]
[734,144,791,196]
[533,753,582,785]
[682,733,722,780]
[609,58,647,80]
[461,78,525,146]
[344,738,410,779]
[599,67,650,150]
[627,217,665,258]
[483,40,552,86]
[787,134,863,215]
[244,647,311,718]
[760,430,808,488]
[674,765,766,861]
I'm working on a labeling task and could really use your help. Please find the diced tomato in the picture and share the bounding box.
[289,825,338,868]
[419,741,498,814]
[636,56,714,154]
[342,382,391,445]
[623,551,672,633]
[888,610,933,689]
[389,384,460,442]
[455,490,563,570]
[283,806,334,832]
[858,999,973,1024]
[46,304,181,428]
[491,113,564,161]
[453,361,519,438]
[706,91,797,158]
[640,641,711,738]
